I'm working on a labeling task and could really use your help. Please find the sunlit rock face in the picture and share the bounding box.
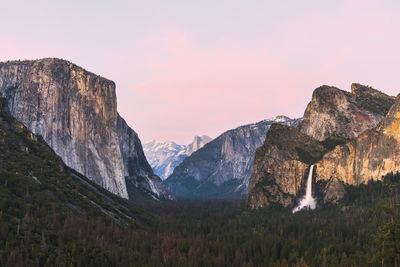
[247,124,323,208]
[298,84,394,141]
[0,58,173,200]
[316,94,400,186]
[247,84,395,209]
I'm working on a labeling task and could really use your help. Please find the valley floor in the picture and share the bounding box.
[2,172,400,266]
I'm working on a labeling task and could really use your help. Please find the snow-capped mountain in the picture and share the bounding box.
[143,135,212,180]
[165,116,301,199]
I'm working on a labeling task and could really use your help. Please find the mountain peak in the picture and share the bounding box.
[298,84,395,141]
[186,135,212,155]
[351,83,381,95]
[165,116,299,199]
[248,83,397,209]
[143,135,212,180]
[271,115,291,122]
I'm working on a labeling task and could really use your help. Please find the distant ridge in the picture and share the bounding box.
[165,116,300,198]
[144,135,212,180]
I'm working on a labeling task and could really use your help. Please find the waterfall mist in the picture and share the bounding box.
[293,165,316,213]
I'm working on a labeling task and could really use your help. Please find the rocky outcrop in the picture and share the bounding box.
[185,135,212,155]
[0,58,173,201]
[0,97,145,225]
[247,84,395,208]
[316,94,400,186]
[247,124,325,208]
[322,180,345,203]
[298,84,394,141]
[143,135,211,180]
[165,116,300,198]
[117,115,174,200]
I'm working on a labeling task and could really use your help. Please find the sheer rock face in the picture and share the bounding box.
[117,115,174,200]
[165,116,300,199]
[298,84,394,141]
[247,84,395,208]
[185,135,212,155]
[316,95,400,186]
[0,58,172,200]
[247,124,323,208]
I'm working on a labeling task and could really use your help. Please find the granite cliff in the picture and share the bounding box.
[316,94,400,186]
[185,135,212,155]
[298,84,394,141]
[165,116,300,198]
[0,97,145,225]
[0,58,173,201]
[248,84,395,208]
[247,124,325,208]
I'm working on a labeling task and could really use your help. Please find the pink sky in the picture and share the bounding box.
[2,0,400,144]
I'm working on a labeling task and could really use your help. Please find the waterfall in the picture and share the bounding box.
[292,165,316,213]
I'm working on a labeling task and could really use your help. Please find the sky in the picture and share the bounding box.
[2,0,400,144]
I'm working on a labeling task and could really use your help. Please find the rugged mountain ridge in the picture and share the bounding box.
[0,58,173,201]
[143,140,186,180]
[185,135,212,155]
[247,124,325,208]
[248,84,395,208]
[143,135,211,180]
[316,93,400,186]
[298,84,393,141]
[117,116,174,200]
[165,116,300,198]
[0,97,145,225]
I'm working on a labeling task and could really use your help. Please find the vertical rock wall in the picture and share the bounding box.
[0,58,172,200]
